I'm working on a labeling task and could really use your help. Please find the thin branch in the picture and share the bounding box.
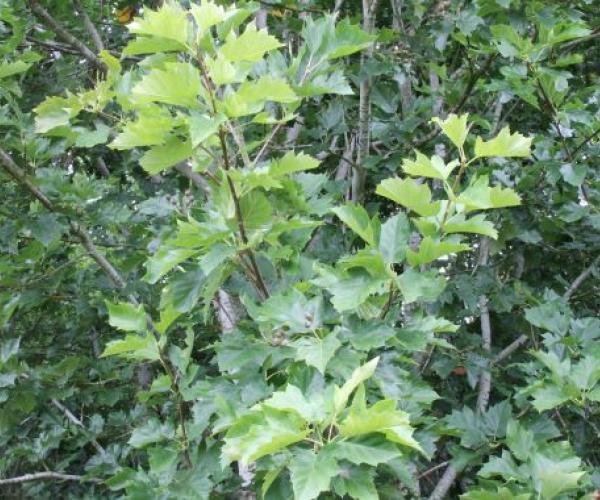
[563,254,600,301]
[0,472,93,485]
[476,238,492,414]
[72,0,104,52]
[27,0,105,70]
[51,399,106,456]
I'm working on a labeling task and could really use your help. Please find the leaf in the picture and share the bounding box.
[406,236,470,266]
[325,435,400,466]
[474,126,532,158]
[379,213,411,264]
[402,151,459,180]
[110,107,174,150]
[190,1,225,33]
[0,60,31,79]
[132,62,201,107]
[74,122,111,148]
[432,113,469,149]
[261,385,322,422]
[443,214,498,239]
[396,268,446,304]
[105,301,147,332]
[293,332,341,375]
[128,2,189,46]
[101,334,160,361]
[314,269,385,312]
[334,357,379,414]
[338,389,422,452]
[462,487,531,500]
[34,95,81,133]
[288,448,339,500]
[531,453,585,499]
[376,178,441,217]
[144,247,198,284]
[224,76,297,117]
[206,54,239,85]
[222,407,308,465]
[270,151,320,176]
[128,418,175,448]
[139,137,193,175]
[456,176,521,211]
[220,23,282,62]
[187,113,225,148]
[506,420,535,462]
[530,385,570,411]
[122,36,183,56]
[332,204,377,246]
[28,213,66,246]
[331,465,378,500]
[161,267,205,313]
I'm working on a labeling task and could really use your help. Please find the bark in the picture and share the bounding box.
[351,0,379,202]
[72,0,104,52]
[476,238,492,414]
[27,0,105,70]
[0,472,88,485]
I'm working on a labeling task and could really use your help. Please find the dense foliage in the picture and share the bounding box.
[1,0,599,498]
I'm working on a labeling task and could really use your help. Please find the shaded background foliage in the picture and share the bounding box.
[0,0,599,498]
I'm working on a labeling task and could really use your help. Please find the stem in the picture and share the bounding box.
[0,472,95,485]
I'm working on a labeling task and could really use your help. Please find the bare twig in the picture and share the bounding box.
[563,255,600,301]
[27,0,105,70]
[0,472,93,485]
[51,399,106,456]
[476,239,492,414]
[72,0,104,52]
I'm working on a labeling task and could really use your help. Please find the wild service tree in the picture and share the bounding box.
[0,0,599,499]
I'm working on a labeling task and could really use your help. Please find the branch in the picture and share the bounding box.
[51,399,106,456]
[476,238,492,414]
[72,0,104,52]
[563,254,600,301]
[27,0,105,70]
[0,472,93,485]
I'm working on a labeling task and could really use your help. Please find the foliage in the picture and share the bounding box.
[0,0,599,498]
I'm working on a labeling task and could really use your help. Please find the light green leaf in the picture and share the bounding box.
[331,465,378,500]
[0,60,31,79]
[224,76,297,117]
[144,247,198,284]
[187,112,225,148]
[402,151,459,180]
[338,389,422,452]
[432,113,469,149]
[406,236,470,266]
[462,487,531,500]
[288,449,339,500]
[325,435,400,466]
[332,204,376,246]
[313,268,385,312]
[220,23,282,62]
[128,2,189,46]
[101,334,160,361]
[261,385,322,422]
[270,151,320,176]
[34,95,82,133]
[379,213,411,264]
[506,420,535,462]
[328,18,376,59]
[293,332,341,375]
[206,54,239,85]
[139,136,193,175]
[531,453,584,499]
[376,178,441,217]
[530,385,570,411]
[222,407,308,465]
[132,62,201,107]
[190,1,225,33]
[474,126,532,158]
[74,122,111,148]
[110,106,174,150]
[105,301,147,332]
[334,357,379,414]
[456,176,521,212]
[396,268,446,304]
[122,36,183,55]
[443,214,498,239]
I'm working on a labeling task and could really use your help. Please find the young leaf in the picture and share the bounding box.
[139,137,193,175]
[443,214,498,239]
[531,453,585,499]
[334,357,379,414]
[105,301,147,332]
[406,236,470,266]
[432,113,469,149]
[101,334,160,361]
[293,332,341,375]
[396,268,446,303]
[324,435,400,466]
[376,178,441,217]
[474,126,532,158]
[128,2,189,46]
[288,448,340,500]
[132,62,201,107]
[220,23,282,62]
[402,151,459,180]
[332,204,377,246]
[110,106,175,150]
[379,213,411,264]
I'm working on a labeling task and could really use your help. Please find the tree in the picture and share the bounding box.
[0,1,599,498]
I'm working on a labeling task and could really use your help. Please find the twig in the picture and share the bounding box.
[51,399,106,456]
[26,0,105,70]
[563,254,600,301]
[476,238,492,414]
[72,0,104,52]
[0,472,93,485]
[419,461,449,479]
